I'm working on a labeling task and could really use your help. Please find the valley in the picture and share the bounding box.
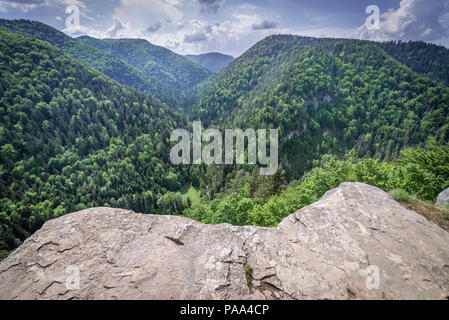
[0,19,448,266]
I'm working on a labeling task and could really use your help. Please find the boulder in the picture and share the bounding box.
[1,182,448,300]
[437,188,449,205]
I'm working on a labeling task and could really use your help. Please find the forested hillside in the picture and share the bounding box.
[0,19,159,100]
[376,40,449,85]
[183,142,449,228]
[189,35,449,181]
[77,36,211,105]
[184,52,234,73]
[0,19,212,107]
[1,22,449,261]
[0,27,190,258]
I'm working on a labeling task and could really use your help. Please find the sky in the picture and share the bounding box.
[0,0,448,57]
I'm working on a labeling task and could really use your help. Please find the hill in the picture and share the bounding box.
[189,35,449,179]
[77,36,212,104]
[0,19,211,106]
[184,52,234,73]
[375,40,449,85]
[0,27,189,258]
[0,19,160,100]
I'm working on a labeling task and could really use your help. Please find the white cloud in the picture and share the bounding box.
[238,3,257,10]
[114,0,183,25]
[184,30,207,42]
[0,0,40,13]
[355,0,449,42]
[293,27,354,39]
[105,17,127,37]
[198,0,225,15]
[147,20,162,33]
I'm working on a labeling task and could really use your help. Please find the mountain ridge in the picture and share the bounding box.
[0,19,157,98]
[184,52,234,73]
[0,19,212,106]
[188,34,449,178]
[76,35,212,106]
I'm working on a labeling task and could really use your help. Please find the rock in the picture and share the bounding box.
[1,182,448,300]
[437,188,449,205]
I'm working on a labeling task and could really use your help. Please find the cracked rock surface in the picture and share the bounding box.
[1,182,449,300]
[437,187,449,205]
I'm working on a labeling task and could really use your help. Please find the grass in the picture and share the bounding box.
[389,189,449,231]
[181,186,202,207]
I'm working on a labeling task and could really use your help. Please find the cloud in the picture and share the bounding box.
[198,0,225,15]
[147,21,162,33]
[251,19,279,30]
[184,31,207,43]
[356,0,449,42]
[106,17,127,38]
[0,0,42,13]
[238,4,257,10]
[113,0,183,25]
[57,2,284,56]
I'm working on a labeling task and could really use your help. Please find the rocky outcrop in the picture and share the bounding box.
[437,188,449,205]
[1,182,448,300]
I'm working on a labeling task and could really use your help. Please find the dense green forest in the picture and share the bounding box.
[0,27,192,259]
[375,40,449,85]
[188,35,449,185]
[77,36,211,106]
[1,21,449,260]
[184,52,235,73]
[0,19,211,107]
[183,141,449,227]
[0,19,157,100]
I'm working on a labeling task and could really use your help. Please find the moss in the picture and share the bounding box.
[390,189,414,203]
[244,263,253,286]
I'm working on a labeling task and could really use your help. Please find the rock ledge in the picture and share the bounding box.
[1,182,449,300]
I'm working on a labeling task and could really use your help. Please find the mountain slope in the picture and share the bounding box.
[0,19,159,99]
[0,19,212,106]
[184,52,234,72]
[0,27,189,256]
[376,40,449,85]
[77,36,212,104]
[190,35,449,178]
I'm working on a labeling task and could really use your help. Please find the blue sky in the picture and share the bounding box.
[1,0,448,56]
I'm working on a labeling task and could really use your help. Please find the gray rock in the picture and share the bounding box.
[1,182,449,300]
[437,188,449,205]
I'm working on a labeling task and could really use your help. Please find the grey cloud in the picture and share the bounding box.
[176,21,185,30]
[198,0,224,15]
[106,18,125,37]
[147,21,162,33]
[0,0,45,13]
[251,20,279,30]
[7,0,45,4]
[184,31,207,43]
[357,0,449,42]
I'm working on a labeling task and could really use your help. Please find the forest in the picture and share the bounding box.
[0,19,211,107]
[1,21,449,260]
